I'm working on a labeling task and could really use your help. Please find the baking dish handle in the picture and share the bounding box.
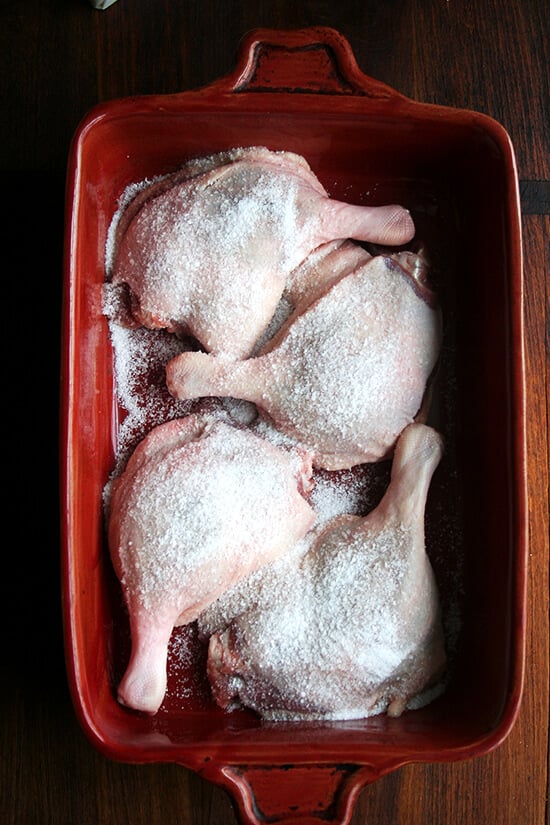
[206,26,405,100]
[208,760,401,825]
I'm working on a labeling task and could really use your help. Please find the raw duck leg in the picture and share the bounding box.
[202,423,446,721]
[106,412,315,714]
[166,250,440,469]
[109,146,415,357]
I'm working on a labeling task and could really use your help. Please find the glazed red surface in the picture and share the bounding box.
[61,27,526,825]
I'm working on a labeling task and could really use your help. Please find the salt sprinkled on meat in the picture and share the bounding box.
[267,258,438,462]
[105,175,167,277]
[309,471,371,524]
[107,412,316,714]
[110,157,318,356]
[114,421,314,616]
[165,249,441,470]
[203,425,447,721]
[202,516,438,720]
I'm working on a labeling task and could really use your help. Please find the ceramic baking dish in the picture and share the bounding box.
[61,26,526,825]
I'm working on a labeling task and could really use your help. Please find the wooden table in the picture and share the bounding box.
[2,1,548,823]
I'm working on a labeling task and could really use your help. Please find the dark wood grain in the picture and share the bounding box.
[1,1,548,823]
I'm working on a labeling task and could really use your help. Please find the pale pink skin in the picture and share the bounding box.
[107,413,315,714]
[206,423,447,721]
[166,249,441,470]
[111,147,415,358]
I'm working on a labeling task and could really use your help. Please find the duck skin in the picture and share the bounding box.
[203,423,446,721]
[106,412,315,714]
[166,248,441,469]
[110,146,415,357]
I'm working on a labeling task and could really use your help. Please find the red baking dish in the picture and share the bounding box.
[61,27,527,825]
